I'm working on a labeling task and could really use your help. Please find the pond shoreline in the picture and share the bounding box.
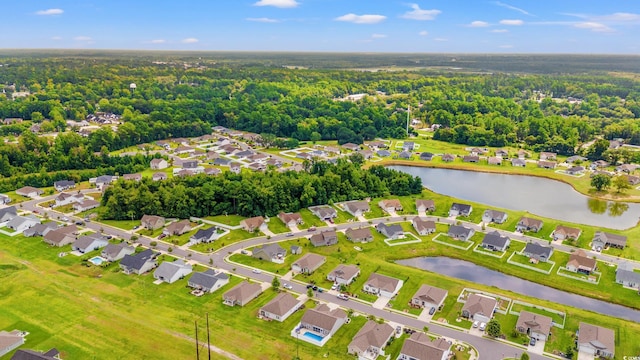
[377,159,640,203]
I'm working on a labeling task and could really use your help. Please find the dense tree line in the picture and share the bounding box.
[101,159,423,220]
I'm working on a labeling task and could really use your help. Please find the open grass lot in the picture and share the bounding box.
[99,219,139,231]
[267,218,290,234]
[137,227,164,238]
[331,207,356,224]
[297,209,325,229]
[190,229,260,253]
[203,214,246,226]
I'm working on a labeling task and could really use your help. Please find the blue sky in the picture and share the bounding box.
[1,0,639,53]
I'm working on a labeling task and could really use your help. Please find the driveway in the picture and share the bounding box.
[371,296,390,309]
[577,349,593,360]
[528,339,545,355]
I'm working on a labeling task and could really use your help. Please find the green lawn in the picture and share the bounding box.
[508,252,555,273]
[267,218,290,234]
[510,303,566,326]
[137,227,164,238]
[332,207,355,224]
[203,214,246,226]
[99,219,139,231]
[190,229,260,253]
[297,209,325,229]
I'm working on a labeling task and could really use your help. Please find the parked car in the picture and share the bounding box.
[252,269,262,274]
[307,227,316,232]
[283,283,293,290]
[158,234,167,239]
[331,284,338,291]
[529,338,536,346]
[337,294,349,301]
[306,284,313,289]
[472,321,479,328]
[240,250,249,255]
[61,216,69,222]
[132,225,139,230]
[479,322,486,331]
[286,232,294,237]
[429,307,436,315]
[312,285,318,291]
[317,288,324,293]
[75,220,85,226]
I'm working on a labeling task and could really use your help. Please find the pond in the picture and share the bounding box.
[397,256,640,323]
[389,166,639,229]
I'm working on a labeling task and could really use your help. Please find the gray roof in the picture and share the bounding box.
[523,242,553,258]
[73,234,109,251]
[376,223,404,237]
[10,348,60,360]
[213,158,231,166]
[23,222,58,237]
[377,150,391,157]
[254,243,286,259]
[593,231,627,247]
[54,180,75,188]
[261,292,300,317]
[188,269,229,290]
[95,175,115,184]
[616,262,640,285]
[398,151,412,158]
[154,259,192,279]
[120,249,158,270]
[309,205,337,219]
[0,206,17,222]
[6,215,39,229]
[348,320,394,354]
[450,203,472,214]
[482,231,510,248]
[448,225,473,238]
[102,243,134,259]
[191,226,217,241]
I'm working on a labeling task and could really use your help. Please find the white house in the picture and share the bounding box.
[153,259,193,284]
[259,292,302,322]
[363,273,403,298]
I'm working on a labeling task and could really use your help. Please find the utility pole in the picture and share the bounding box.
[206,313,211,360]
[195,321,200,360]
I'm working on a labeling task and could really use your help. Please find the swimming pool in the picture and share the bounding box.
[88,256,105,266]
[302,332,324,342]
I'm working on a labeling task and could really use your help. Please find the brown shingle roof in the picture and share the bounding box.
[461,294,497,318]
[412,284,448,305]
[567,250,596,271]
[348,320,394,354]
[399,332,450,360]
[260,292,300,317]
[516,310,552,336]
[578,322,615,354]
[365,273,401,293]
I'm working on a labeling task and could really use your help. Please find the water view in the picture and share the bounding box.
[397,257,640,323]
[389,166,639,229]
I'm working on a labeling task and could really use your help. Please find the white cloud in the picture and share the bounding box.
[371,33,387,38]
[574,22,614,33]
[468,21,489,27]
[494,2,533,16]
[500,19,524,25]
[36,8,63,16]
[246,17,280,23]
[401,4,441,21]
[419,30,428,36]
[253,0,299,8]
[150,39,166,44]
[74,36,92,41]
[335,13,386,24]
[51,36,62,40]
[182,38,199,43]
[598,12,640,22]
[491,29,509,33]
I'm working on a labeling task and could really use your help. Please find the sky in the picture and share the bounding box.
[1,0,639,53]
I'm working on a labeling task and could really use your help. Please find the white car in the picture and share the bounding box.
[479,322,487,331]
[331,284,338,291]
[283,283,293,290]
[252,269,262,274]
[472,321,479,328]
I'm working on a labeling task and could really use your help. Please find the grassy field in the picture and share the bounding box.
[267,218,290,234]
[190,229,260,253]
[297,209,326,229]
[203,214,246,226]
[99,219,139,231]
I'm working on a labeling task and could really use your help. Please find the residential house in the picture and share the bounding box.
[290,245,302,255]
[43,227,76,247]
[577,323,615,359]
[522,242,554,262]
[376,223,404,240]
[291,253,326,274]
[101,243,135,262]
[342,143,360,151]
[540,152,557,161]
[230,162,242,174]
[552,225,581,241]
[449,203,472,217]
[566,155,587,164]
[565,250,597,274]
[496,149,509,157]
[609,140,623,150]
[537,160,557,169]
[462,155,479,163]
[141,215,165,230]
[516,217,543,233]
[412,218,435,236]
[213,158,231,166]
[150,158,169,170]
[482,209,508,224]
[152,172,168,181]
[10,348,61,360]
[566,166,585,175]
[240,216,267,232]
[247,162,265,172]
[625,175,640,185]
[481,231,511,252]
[23,222,58,237]
[398,151,412,159]
[397,332,450,360]
[6,215,40,233]
[358,149,374,159]
[327,264,360,286]
[448,225,474,241]
[72,234,109,253]
[175,145,195,154]
[260,292,302,322]
[410,284,448,310]
[415,199,435,213]
[223,281,262,306]
[590,160,610,169]
[0,194,10,205]
[378,199,403,213]
[252,243,287,263]
[308,205,337,221]
[54,180,76,192]
[461,294,497,323]
[73,199,100,212]
[592,231,627,251]
[153,259,193,284]
[348,320,394,360]
[441,154,455,162]
[325,146,341,155]
[616,164,638,173]
[297,304,347,345]
[120,249,159,275]
[511,158,527,167]
[188,269,229,293]
[367,141,387,150]
[345,227,374,243]
[469,147,486,156]
[402,141,415,151]
[363,273,403,298]
[122,173,142,182]
[419,152,433,161]
[0,206,18,224]
[517,150,530,159]
[0,330,24,358]
[94,175,117,189]
[515,311,552,341]
[615,262,640,290]
[309,230,338,247]
[204,167,221,176]
[189,226,220,244]
[54,192,84,207]
[180,160,198,169]
[377,150,391,157]
[278,212,303,228]
[15,186,43,198]
[163,220,192,236]
[487,157,502,165]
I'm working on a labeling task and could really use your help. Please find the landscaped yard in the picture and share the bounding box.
[432,233,474,250]
[508,252,555,273]
[510,302,566,327]
[98,219,140,231]
[203,214,246,226]
[297,209,326,229]
[190,229,261,253]
[267,218,290,234]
